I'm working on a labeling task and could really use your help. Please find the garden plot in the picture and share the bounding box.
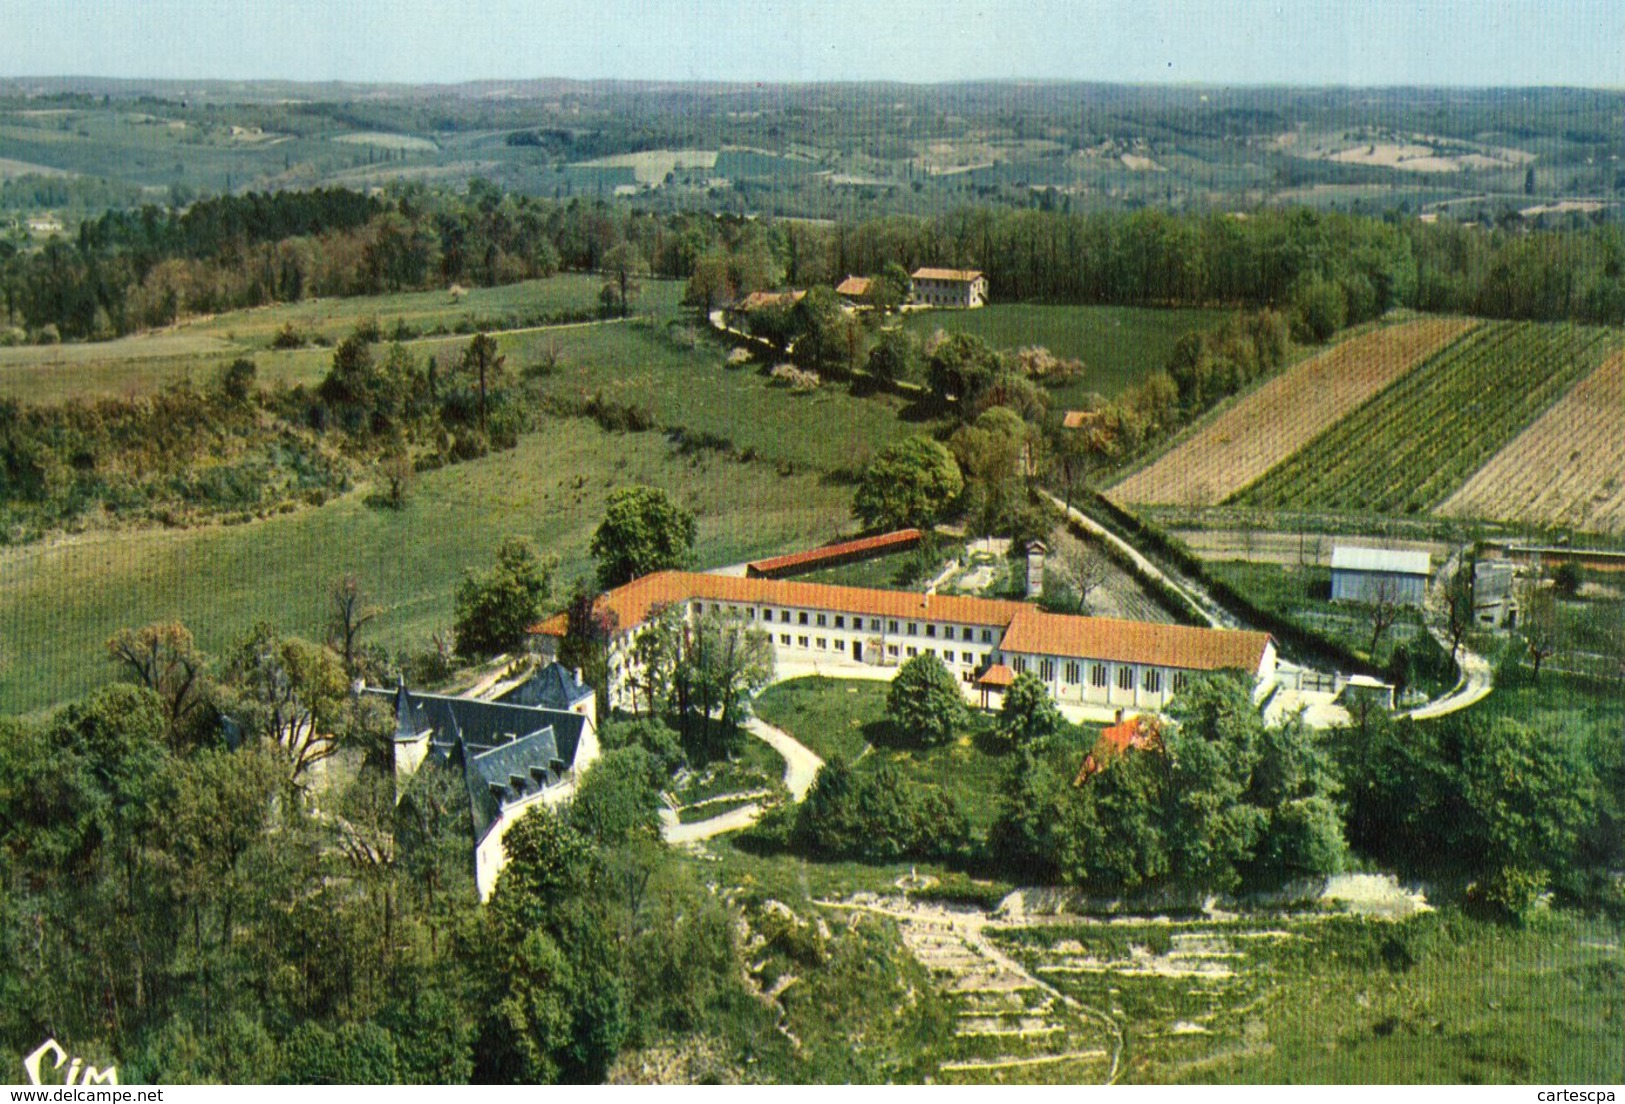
[1236,320,1622,516]
[1109,317,1472,507]
[1436,349,1625,535]
[990,920,1286,1081]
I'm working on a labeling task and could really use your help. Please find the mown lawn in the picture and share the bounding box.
[0,421,855,716]
[754,676,889,762]
[899,302,1228,406]
[751,675,1020,835]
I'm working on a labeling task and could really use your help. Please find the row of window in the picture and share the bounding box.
[694,601,995,643]
[1008,654,1188,695]
[775,633,989,669]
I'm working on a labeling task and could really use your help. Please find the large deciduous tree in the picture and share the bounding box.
[221,623,350,783]
[885,653,968,747]
[105,621,210,745]
[853,436,963,532]
[590,484,697,589]
[454,537,555,659]
[999,671,1062,749]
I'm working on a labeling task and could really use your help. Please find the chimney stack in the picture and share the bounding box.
[573,667,583,686]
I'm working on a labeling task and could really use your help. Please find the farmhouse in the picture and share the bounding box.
[1329,546,1431,607]
[1074,713,1162,785]
[532,572,1276,714]
[370,668,600,900]
[910,267,988,309]
[834,275,873,304]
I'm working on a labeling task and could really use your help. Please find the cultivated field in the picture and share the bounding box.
[1108,317,1473,507]
[1236,321,1622,516]
[1436,350,1625,535]
[900,303,1229,404]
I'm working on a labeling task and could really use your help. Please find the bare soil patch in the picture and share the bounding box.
[1109,318,1474,507]
[1436,349,1625,535]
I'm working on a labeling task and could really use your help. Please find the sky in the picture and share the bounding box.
[3,0,1624,87]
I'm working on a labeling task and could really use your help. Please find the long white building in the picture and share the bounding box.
[533,571,1276,713]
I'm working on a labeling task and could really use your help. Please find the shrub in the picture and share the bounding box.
[1468,864,1549,924]
[271,321,305,349]
[770,362,821,393]
[886,653,969,747]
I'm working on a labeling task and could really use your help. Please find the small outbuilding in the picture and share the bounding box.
[1329,546,1431,607]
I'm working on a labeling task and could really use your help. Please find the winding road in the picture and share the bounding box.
[660,713,825,844]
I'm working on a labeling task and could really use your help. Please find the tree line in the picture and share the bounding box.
[12,178,1625,343]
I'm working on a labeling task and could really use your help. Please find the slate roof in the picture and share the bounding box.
[1330,546,1432,576]
[498,662,594,711]
[365,685,590,843]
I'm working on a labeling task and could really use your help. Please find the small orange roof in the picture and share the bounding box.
[1074,715,1162,785]
[912,267,984,283]
[1062,410,1099,429]
[977,664,1016,688]
[1000,607,1271,673]
[748,529,921,576]
[835,275,873,298]
[734,289,806,312]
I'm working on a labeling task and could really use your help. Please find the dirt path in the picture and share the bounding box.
[663,801,765,845]
[1407,548,1494,720]
[743,715,824,801]
[661,715,824,844]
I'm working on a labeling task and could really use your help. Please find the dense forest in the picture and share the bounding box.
[8,183,1625,344]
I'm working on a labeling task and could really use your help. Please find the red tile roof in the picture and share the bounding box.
[1062,410,1099,429]
[532,573,1272,678]
[977,664,1016,688]
[912,267,985,283]
[733,290,805,312]
[999,607,1271,673]
[747,529,922,577]
[532,571,1028,638]
[1074,715,1162,785]
[835,275,873,298]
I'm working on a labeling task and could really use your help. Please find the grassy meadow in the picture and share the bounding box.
[900,302,1229,406]
[0,274,688,403]
[0,421,857,715]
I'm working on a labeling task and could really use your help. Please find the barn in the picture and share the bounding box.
[1329,546,1431,607]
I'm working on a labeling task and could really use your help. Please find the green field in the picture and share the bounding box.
[900,303,1229,405]
[0,421,857,715]
[753,676,889,762]
[1235,321,1623,515]
[0,275,688,403]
